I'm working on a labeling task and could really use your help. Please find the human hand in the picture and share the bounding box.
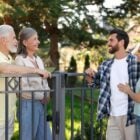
[36,69,51,78]
[85,68,96,85]
[41,96,50,104]
[118,83,132,95]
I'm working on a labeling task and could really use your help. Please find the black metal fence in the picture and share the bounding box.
[0,72,105,140]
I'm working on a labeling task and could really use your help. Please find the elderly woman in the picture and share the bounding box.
[16,27,52,140]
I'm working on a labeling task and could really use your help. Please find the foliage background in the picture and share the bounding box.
[0,0,140,139]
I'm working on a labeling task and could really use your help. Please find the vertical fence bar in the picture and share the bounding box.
[52,72,65,140]
[99,120,103,140]
[70,90,74,140]
[5,77,8,140]
[19,76,22,140]
[31,92,35,140]
[59,72,65,140]
[43,90,48,140]
[52,74,58,140]
[81,88,84,140]
[90,88,94,140]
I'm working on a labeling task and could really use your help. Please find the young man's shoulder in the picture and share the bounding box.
[127,53,137,62]
[100,58,113,66]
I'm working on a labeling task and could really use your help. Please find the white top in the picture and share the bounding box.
[15,55,50,100]
[134,79,140,116]
[110,57,128,116]
[0,52,16,124]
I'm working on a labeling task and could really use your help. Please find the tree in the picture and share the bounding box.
[67,56,77,87]
[100,0,140,28]
[0,0,108,70]
[84,54,90,71]
[0,0,139,69]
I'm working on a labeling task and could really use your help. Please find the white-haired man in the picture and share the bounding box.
[0,24,50,140]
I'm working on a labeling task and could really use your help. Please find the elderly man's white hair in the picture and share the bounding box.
[0,24,14,37]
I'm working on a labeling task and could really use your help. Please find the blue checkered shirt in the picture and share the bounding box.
[94,53,140,126]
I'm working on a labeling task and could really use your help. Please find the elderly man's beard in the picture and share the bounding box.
[8,45,17,53]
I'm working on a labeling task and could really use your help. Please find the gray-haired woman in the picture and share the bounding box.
[16,27,52,140]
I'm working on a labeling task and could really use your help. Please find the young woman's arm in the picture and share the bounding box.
[118,83,140,103]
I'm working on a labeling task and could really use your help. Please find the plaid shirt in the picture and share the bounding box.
[94,53,140,126]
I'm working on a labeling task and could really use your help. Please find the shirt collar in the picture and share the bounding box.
[0,51,13,63]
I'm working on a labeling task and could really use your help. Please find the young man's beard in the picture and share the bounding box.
[109,45,119,54]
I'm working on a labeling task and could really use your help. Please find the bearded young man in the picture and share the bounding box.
[86,29,140,140]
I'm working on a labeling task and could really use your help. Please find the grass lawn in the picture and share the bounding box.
[12,87,107,140]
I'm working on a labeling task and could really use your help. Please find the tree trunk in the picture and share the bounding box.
[3,15,13,25]
[45,21,59,70]
[49,32,59,70]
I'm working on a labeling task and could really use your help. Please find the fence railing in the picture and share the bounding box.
[0,72,105,140]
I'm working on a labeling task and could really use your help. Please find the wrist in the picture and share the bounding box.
[34,68,38,74]
[128,90,134,96]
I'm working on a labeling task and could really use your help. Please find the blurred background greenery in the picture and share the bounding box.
[1,0,140,139]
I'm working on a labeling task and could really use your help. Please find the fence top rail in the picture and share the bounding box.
[0,73,58,78]
[0,73,41,78]
[0,89,53,93]
[54,71,86,76]
[0,72,86,78]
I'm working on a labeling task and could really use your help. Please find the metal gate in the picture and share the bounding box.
[0,72,105,140]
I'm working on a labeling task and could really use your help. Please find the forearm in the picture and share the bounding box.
[128,90,140,103]
[0,63,51,78]
[0,63,37,74]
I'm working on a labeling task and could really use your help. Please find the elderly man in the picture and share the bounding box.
[0,24,50,140]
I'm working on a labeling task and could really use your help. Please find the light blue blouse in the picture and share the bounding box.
[134,79,140,116]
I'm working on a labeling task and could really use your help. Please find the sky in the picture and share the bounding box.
[58,0,124,29]
[104,0,124,8]
[87,0,124,17]
[85,0,124,28]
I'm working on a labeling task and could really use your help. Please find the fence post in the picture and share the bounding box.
[52,72,65,140]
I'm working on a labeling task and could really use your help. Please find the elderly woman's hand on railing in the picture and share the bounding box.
[35,69,51,78]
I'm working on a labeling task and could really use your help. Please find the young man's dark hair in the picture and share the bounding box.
[109,29,129,49]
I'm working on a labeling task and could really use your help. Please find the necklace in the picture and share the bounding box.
[28,56,39,68]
